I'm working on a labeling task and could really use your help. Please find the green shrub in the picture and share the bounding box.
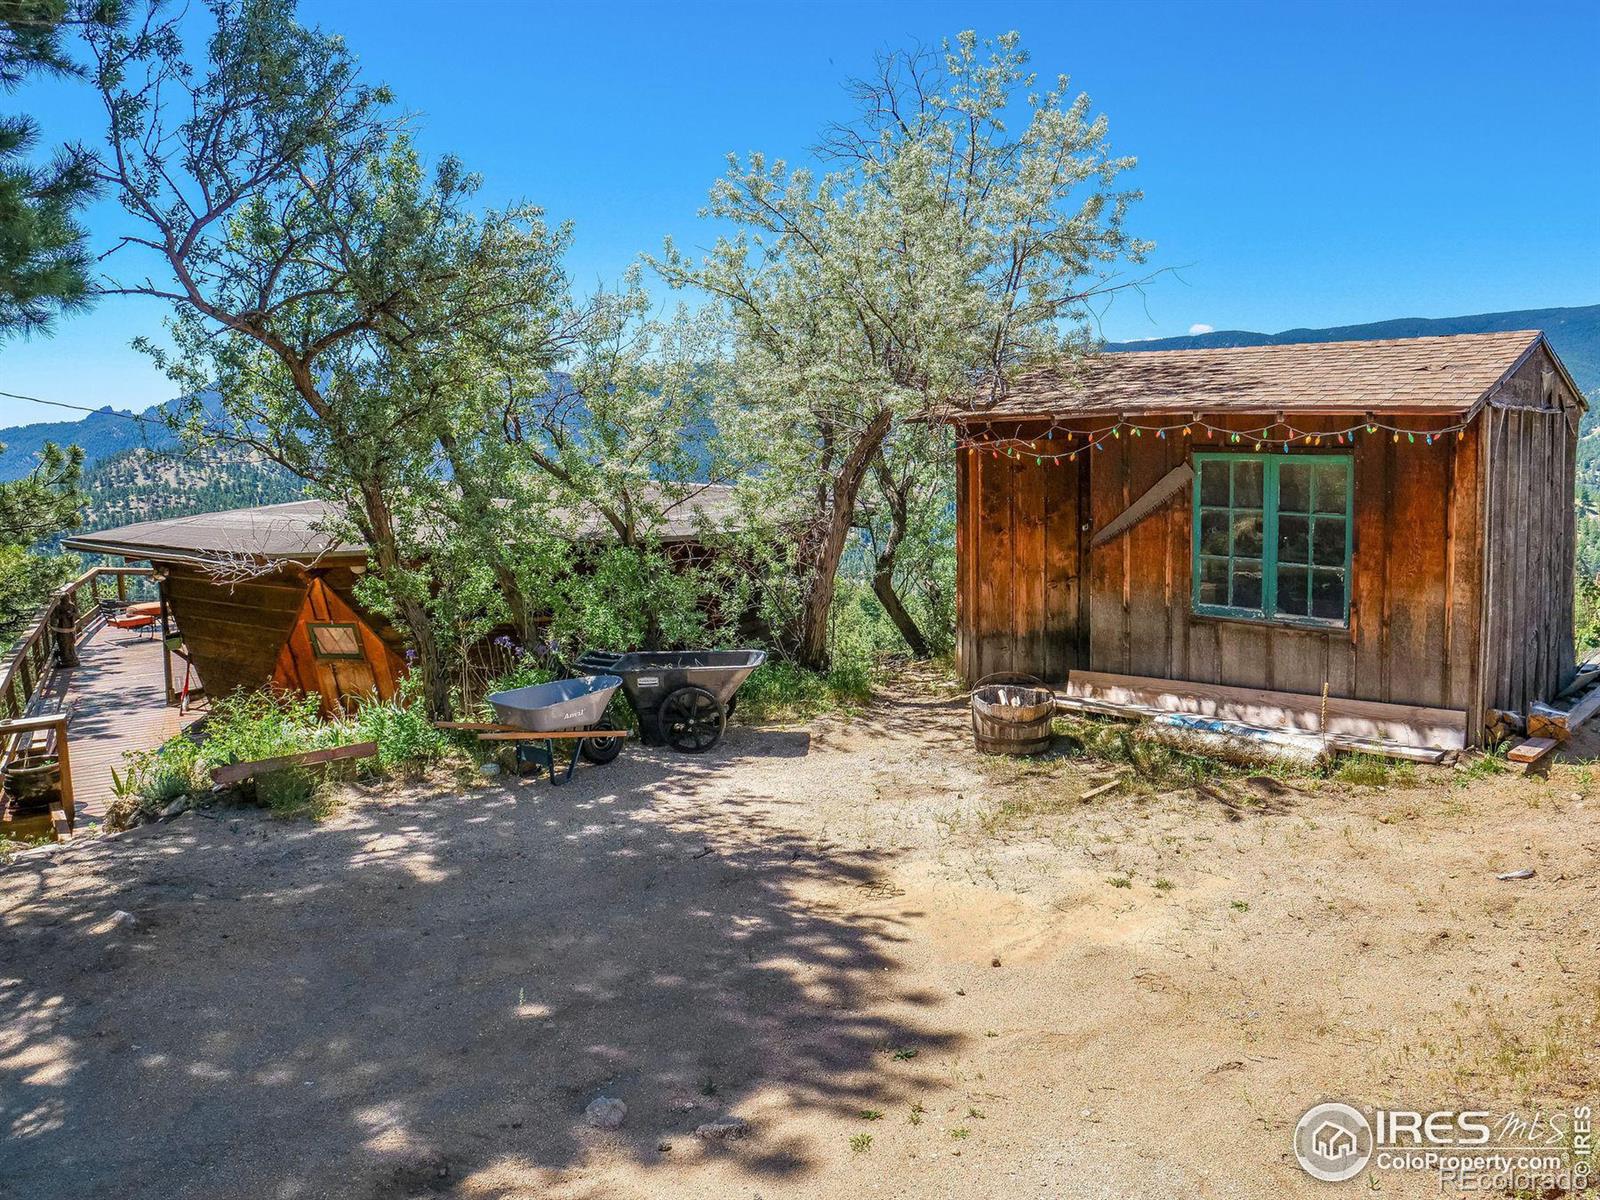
[200,689,333,765]
[736,660,874,721]
[254,766,324,817]
[350,685,449,773]
[108,683,453,829]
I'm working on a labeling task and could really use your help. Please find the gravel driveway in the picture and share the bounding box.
[3,676,1594,1198]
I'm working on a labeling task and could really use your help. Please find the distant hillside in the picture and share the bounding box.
[0,391,232,483]
[1106,303,1600,406]
[73,445,303,537]
[0,404,173,483]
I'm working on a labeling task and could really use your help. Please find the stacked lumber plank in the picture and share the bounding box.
[1526,677,1600,743]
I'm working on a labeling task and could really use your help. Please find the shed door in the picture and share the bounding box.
[964,448,1089,684]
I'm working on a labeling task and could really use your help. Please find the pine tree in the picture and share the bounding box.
[0,0,110,344]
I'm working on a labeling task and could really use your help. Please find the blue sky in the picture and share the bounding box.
[3,0,1597,427]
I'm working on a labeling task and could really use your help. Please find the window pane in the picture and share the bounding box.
[1200,510,1230,555]
[1199,461,1229,506]
[1232,562,1263,610]
[1276,566,1309,616]
[1278,462,1310,512]
[1233,512,1264,558]
[309,623,361,658]
[1198,557,1229,605]
[1232,461,1263,507]
[1314,465,1348,514]
[1278,514,1309,563]
[1312,517,1347,567]
[1311,569,1346,620]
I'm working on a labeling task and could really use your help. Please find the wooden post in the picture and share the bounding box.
[116,571,127,603]
[53,592,79,668]
[159,578,175,706]
[53,713,74,833]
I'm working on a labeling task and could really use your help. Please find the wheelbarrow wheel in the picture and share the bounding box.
[656,685,725,753]
[580,731,624,764]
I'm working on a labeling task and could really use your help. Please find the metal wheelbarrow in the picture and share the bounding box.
[479,674,626,785]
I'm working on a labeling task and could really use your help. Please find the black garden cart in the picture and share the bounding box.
[575,649,767,753]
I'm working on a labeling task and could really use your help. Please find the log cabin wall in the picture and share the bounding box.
[957,410,1495,736]
[162,565,309,701]
[1479,345,1581,718]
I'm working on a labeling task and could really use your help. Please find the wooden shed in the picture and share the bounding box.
[65,485,741,717]
[947,331,1585,750]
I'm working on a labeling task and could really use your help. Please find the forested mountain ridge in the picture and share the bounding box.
[0,391,229,483]
[72,446,302,536]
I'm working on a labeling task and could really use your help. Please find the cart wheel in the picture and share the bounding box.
[656,685,725,753]
[580,732,624,764]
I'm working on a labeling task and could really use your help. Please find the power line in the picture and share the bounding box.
[0,388,259,458]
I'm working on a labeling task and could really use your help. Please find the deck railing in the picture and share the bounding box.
[0,566,154,721]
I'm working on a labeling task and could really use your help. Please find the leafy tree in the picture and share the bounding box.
[0,438,82,641]
[657,31,1150,669]
[431,269,750,657]
[86,0,571,717]
[0,0,113,343]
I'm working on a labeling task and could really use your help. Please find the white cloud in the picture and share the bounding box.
[1188,323,1214,335]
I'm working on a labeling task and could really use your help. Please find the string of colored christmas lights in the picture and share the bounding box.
[953,413,1475,464]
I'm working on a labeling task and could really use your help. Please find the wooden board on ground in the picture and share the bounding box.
[1506,736,1558,765]
[476,730,628,742]
[211,741,379,786]
[1323,735,1451,765]
[1061,669,1466,750]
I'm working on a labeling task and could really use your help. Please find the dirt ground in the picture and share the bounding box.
[2,675,1596,1199]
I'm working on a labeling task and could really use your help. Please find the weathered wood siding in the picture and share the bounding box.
[1072,416,1486,721]
[165,564,405,714]
[956,445,1088,684]
[956,411,1508,741]
[1479,345,1581,717]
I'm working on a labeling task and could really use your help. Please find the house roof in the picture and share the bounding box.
[64,483,744,566]
[949,331,1579,422]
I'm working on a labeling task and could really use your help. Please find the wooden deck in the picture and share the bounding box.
[36,617,205,828]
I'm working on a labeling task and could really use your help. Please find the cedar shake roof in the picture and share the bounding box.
[953,331,1569,421]
[65,483,744,566]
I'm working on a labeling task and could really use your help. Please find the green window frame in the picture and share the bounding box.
[1191,452,1353,627]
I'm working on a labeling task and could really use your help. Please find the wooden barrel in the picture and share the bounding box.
[971,683,1055,756]
[3,759,62,813]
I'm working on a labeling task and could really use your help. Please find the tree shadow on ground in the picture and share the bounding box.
[0,726,962,1199]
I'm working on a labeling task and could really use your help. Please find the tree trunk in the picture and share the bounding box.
[867,451,932,658]
[359,483,454,720]
[790,409,895,671]
[872,552,931,660]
